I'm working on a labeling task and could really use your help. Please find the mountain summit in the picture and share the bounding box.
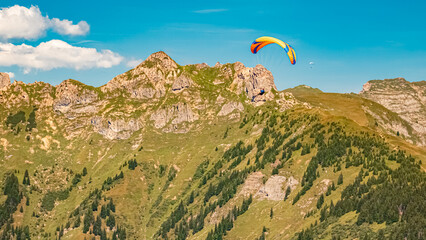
[0,52,302,140]
[0,52,425,240]
[360,78,426,145]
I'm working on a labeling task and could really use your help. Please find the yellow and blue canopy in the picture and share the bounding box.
[251,36,296,65]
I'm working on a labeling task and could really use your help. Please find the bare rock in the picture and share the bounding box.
[150,102,199,130]
[0,81,30,108]
[0,72,11,91]
[101,51,178,99]
[91,117,142,140]
[360,78,426,145]
[239,172,299,201]
[231,64,277,103]
[195,63,209,69]
[215,95,226,105]
[276,92,309,111]
[217,102,244,116]
[172,75,193,91]
[53,80,99,115]
[255,175,287,201]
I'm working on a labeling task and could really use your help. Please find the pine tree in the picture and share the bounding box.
[317,194,324,209]
[188,191,194,204]
[270,208,273,219]
[100,205,107,219]
[112,232,118,240]
[93,216,102,236]
[284,186,291,200]
[83,210,93,233]
[74,216,81,228]
[100,228,107,240]
[82,167,87,176]
[23,170,30,185]
[338,173,343,185]
[108,199,116,212]
[272,168,279,175]
[107,215,116,230]
[320,207,327,222]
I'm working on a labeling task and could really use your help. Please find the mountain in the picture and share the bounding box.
[360,78,426,145]
[0,52,425,240]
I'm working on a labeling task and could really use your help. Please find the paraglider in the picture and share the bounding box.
[249,36,296,101]
[250,36,296,65]
[252,88,265,102]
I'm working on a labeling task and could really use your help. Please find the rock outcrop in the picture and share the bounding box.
[0,52,306,140]
[53,80,99,117]
[217,102,244,116]
[231,64,277,103]
[91,117,142,140]
[360,78,426,145]
[172,75,194,91]
[150,102,199,132]
[0,72,11,91]
[101,51,179,100]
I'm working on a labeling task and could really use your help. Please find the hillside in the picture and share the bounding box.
[360,78,426,146]
[0,52,425,240]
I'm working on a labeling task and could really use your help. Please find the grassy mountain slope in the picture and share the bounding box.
[0,53,425,240]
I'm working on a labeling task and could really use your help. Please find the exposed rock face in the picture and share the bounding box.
[172,75,193,91]
[0,52,307,140]
[0,81,30,108]
[231,64,277,103]
[0,78,55,110]
[30,82,55,109]
[0,72,11,91]
[276,92,309,111]
[217,102,244,116]
[150,102,199,131]
[101,51,179,99]
[360,78,426,145]
[53,80,99,117]
[239,172,299,201]
[195,63,209,69]
[91,117,142,140]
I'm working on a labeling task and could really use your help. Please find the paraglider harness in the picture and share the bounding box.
[252,88,266,102]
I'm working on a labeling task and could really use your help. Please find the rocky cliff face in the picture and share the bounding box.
[231,63,277,103]
[0,72,10,91]
[100,51,179,100]
[360,78,426,145]
[0,51,305,140]
[54,79,100,117]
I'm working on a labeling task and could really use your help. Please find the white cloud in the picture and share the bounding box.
[0,40,123,72]
[51,18,90,36]
[0,5,89,40]
[5,72,14,79]
[193,9,228,14]
[126,59,142,68]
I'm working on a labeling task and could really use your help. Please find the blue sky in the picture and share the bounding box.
[1,0,425,93]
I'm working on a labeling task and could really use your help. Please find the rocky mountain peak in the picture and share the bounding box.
[0,72,11,91]
[138,51,178,71]
[54,79,99,115]
[100,51,180,99]
[231,63,277,103]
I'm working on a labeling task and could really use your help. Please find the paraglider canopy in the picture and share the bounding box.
[251,36,296,65]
